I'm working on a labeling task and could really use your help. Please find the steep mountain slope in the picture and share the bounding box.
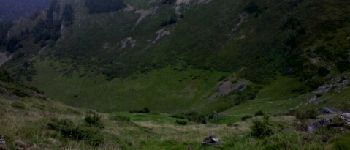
[0,0,52,21]
[1,1,350,149]
[1,0,350,114]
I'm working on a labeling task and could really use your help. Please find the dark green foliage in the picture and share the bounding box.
[85,0,125,14]
[296,108,318,120]
[74,127,104,146]
[47,118,76,134]
[255,110,264,116]
[317,67,330,77]
[250,116,273,138]
[47,118,104,146]
[84,114,104,129]
[332,134,350,150]
[336,60,350,73]
[0,70,13,82]
[175,119,188,125]
[12,89,29,97]
[241,115,252,121]
[179,112,208,124]
[243,1,260,14]
[129,107,151,113]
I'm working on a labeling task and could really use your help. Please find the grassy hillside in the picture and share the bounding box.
[1,0,349,120]
[29,59,229,112]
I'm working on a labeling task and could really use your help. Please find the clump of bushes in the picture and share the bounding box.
[12,89,29,97]
[171,111,221,124]
[255,110,264,116]
[47,116,104,146]
[129,107,150,113]
[175,120,188,125]
[84,114,104,129]
[296,108,318,120]
[241,115,253,121]
[243,1,261,15]
[250,116,273,138]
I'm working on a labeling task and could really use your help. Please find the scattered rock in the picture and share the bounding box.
[0,136,6,150]
[153,28,171,43]
[232,12,249,33]
[321,107,337,114]
[201,135,219,146]
[341,113,350,125]
[307,119,331,132]
[134,8,157,26]
[123,4,135,12]
[0,136,5,145]
[121,37,136,49]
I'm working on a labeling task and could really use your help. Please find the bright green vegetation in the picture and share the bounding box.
[216,77,306,123]
[29,59,228,112]
[111,112,181,124]
[321,87,350,111]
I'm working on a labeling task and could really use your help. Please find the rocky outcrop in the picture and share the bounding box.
[123,4,135,12]
[121,37,136,49]
[134,7,158,26]
[202,135,219,146]
[307,75,350,104]
[210,78,250,99]
[153,28,171,43]
[232,12,249,33]
[313,76,350,95]
[341,113,350,125]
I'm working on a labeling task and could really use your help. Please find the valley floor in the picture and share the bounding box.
[0,95,350,150]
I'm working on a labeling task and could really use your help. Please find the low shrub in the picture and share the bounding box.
[250,116,273,138]
[175,120,188,125]
[241,115,253,121]
[84,114,104,129]
[12,89,29,97]
[47,118,104,146]
[296,108,318,120]
[129,107,150,113]
[255,110,264,116]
